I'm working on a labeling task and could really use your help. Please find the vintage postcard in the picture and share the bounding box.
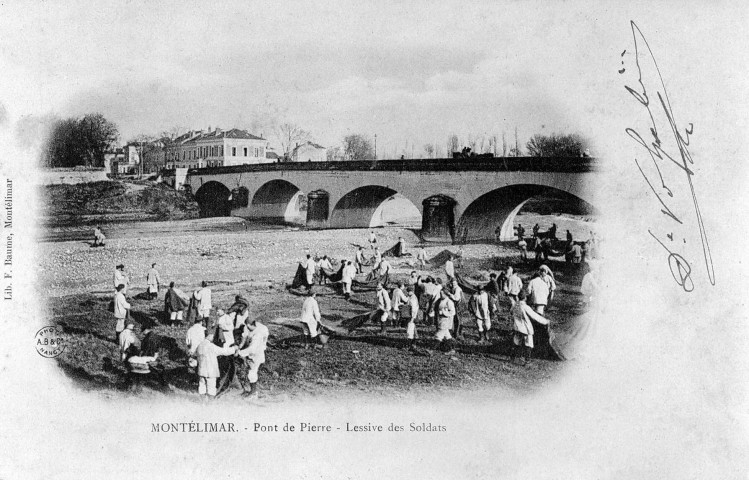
[0,1,746,478]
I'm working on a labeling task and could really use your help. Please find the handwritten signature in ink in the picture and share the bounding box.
[620,21,714,292]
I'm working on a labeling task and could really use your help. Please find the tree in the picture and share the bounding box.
[526,133,589,157]
[129,134,158,177]
[423,143,435,158]
[77,113,119,167]
[446,134,460,156]
[342,134,374,160]
[43,113,119,168]
[326,146,343,162]
[275,123,310,158]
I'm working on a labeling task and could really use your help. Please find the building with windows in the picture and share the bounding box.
[140,137,170,174]
[165,128,267,169]
[291,141,326,162]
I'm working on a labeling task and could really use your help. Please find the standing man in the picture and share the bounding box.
[341,260,357,300]
[580,263,599,307]
[216,309,236,347]
[390,281,408,327]
[446,279,463,338]
[378,258,392,278]
[405,286,420,351]
[113,264,129,294]
[416,246,428,268]
[571,243,583,264]
[303,254,316,290]
[435,289,456,354]
[444,256,455,281]
[194,281,212,321]
[510,290,550,364]
[146,263,161,300]
[372,247,382,270]
[527,269,551,315]
[355,247,366,273]
[368,230,377,248]
[526,268,553,358]
[538,265,557,308]
[317,256,333,284]
[396,236,407,256]
[505,266,523,305]
[164,282,188,324]
[113,284,131,339]
[468,285,491,342]
[518,237,528,262]
[195,333,237,398]
[300,289,321,349]
[185,316,206,368]
[375,283,391,334]
[237,316,269,398]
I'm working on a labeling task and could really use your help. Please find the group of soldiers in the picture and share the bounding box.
[111,263,269,399]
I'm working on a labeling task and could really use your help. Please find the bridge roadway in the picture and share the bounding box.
[164,157,600,242]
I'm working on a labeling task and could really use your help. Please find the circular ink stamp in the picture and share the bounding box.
[35,325,66,358]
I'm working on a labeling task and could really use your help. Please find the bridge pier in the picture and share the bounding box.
[421,196,455,242]
[306,190,329,229]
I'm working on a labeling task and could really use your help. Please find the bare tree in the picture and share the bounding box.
[326,146,343,162]
[446,134,460,157]
[423,143,435,158]
[275,123,310,158]
[129,134,158,177]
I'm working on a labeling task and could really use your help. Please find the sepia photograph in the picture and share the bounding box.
[0,1,746,478]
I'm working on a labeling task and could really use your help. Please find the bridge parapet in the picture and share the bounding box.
[161,156,599,178]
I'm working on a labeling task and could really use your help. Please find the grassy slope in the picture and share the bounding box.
[43,180,199,226]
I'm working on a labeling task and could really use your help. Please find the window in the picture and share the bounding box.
[254,147,258,157]
[220,146,224,156]
[232,147,236,156]
[243,147,248,157]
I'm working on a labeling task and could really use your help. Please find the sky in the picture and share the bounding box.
[0,0,631,157]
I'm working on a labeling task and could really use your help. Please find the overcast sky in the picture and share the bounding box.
[0,1,746,159]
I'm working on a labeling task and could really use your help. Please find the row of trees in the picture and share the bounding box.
[43,113,119,168]
[331,132,590,161]
[41,113,590,168]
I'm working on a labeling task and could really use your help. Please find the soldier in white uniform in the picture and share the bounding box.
[237,317,269,398]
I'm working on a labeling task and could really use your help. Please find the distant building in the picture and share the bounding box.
[291,141,326,162]
[166,130,205,169]
[143,138,170,174]
[104,148,126,175]
[266,150,281,162]
[165,128,267,169]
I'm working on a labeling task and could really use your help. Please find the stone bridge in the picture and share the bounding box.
[163,157,600,242]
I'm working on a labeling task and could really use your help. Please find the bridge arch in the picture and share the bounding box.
[250,179,305,224]
[329,186,420,229]
[194,181,231,218]
[455,184,595,242]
